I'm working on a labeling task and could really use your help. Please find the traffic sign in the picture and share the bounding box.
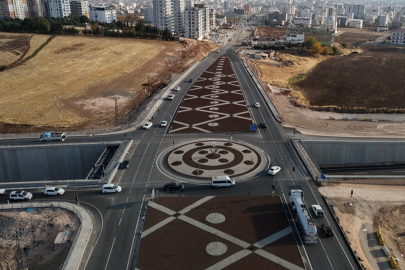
[321,174,326,180]
[250,125,256,131]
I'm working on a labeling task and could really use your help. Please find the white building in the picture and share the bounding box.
[322,16,337,32]
[377,14,388,26]
[70,0,88,18]
[391,28,405,45]
[348,19,362,28]
[142,6,153,23]
[89,5,117,23]
[293,17,311,26]
[27,0,43,18]
[153,0,173,32]
[184,6,203,39]
[286,33,304,45]
[173,0,184,34]
[47,0,71,18]
[0,0,28,19]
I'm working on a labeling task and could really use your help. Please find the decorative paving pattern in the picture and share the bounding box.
[164,140,262,179]
[171,56,254,133]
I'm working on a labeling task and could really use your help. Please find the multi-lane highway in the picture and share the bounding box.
[1,26,361,270]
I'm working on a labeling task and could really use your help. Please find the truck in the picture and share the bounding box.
[289,189,319,245]
[39,132,67,142]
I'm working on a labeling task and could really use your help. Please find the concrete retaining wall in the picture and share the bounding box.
[0,143,114,182]
[302,141,405,167]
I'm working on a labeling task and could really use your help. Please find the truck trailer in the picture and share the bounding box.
[289,189,319,245]
[39,132,67,142]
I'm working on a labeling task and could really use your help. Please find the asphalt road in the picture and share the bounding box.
[0,27,361,270]
[322,164,405,176]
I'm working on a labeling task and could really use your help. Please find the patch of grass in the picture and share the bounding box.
[22,35,54,63]
[288,74,307,89]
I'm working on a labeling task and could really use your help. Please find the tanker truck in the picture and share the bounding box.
[289,189,319,245]
[39,132,67,142]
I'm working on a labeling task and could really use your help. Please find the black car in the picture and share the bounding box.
[259,122,267,128]
[320,224,334,237]
[163,182,185,191]
[120,160,130,169]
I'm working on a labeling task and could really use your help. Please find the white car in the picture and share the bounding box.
[143,122,153,129]
[167,94,175,100]
[102,184,122,194]
[44,187,65,196]
[174,86,180,91]
[268,166,281,175]
[255,102,260,108]
[161,121,167,127]
[9,191,33,201]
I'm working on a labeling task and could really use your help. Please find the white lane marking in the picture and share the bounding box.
[118,141,139,185]
[122,206,126,214]
[104,237,116,270]
[126,197,129,203]
[125,193,146,270]
[131,143,150,183]
[119,217,122,226]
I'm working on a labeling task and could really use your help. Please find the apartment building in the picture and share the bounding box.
[27,0,43,18]
[353,4,365,18]
[45,0,71,18]
[89,5,117,23]
[391,28,405,45]
[184,6,203,39]
[173,0,184,34]
[70,0,88,17]
[153,0,173,32]
[142,6,153,23]
[0,0,28,19]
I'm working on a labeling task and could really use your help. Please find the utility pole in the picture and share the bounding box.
[111,96,120,126]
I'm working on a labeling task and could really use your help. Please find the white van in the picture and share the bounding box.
[102,184,122,194]
[211,176,235,189]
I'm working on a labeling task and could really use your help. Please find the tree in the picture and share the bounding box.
[50,21,63,32]
[332,46,339,55]
[161,28,173,40]
[37,18,50,31]
[303,36,318,48]
[322,46,334,55]
[312,42,323,53]
[79,15,90,24]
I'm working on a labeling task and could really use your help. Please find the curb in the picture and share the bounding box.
[0,201,93,270]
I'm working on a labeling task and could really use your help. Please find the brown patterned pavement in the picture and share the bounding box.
[171,56,254,133]
[136,196,304,270]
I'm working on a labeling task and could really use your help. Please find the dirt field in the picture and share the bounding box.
[319,183,405,270]
[0,35,217,132]
[0,34,32,67]
[293,46,405,112]
[0,208,80,270]
[336,29,385,47]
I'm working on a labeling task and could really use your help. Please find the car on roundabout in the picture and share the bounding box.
[143,122,153,129]
[163,182,185,191]
[161,121,167,127]
[268,166,281,175]
[44,187,65,196]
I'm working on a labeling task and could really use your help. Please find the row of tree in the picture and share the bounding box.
[0,17,174,40]
[304,36,339,55]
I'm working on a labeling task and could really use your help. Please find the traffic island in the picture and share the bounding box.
[136,196,304,270]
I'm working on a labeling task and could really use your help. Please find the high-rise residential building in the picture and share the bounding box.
[142,6,153,23]
[173,0,185,34]
[0,0,28,19]
[184,6,203,39]
[243,4,250,13]
[45,0,71,18]
[153,0,173,32]
[27,0,43,17]
[223,1,228,10]
[353,4,365,19]
[70,0,88,17]
[89,5,117,23]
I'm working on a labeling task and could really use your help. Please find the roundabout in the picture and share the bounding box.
[158,140,269,183]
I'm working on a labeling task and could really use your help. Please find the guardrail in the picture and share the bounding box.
[242,61,282,122]
[323,196,364,270]
[292,139,323,181]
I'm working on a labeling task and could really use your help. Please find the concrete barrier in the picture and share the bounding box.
[390,256,398,269]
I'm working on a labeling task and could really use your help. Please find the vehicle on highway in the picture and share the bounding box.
[259,122,267,128]
[268,166,281,175]
[163,182,185,191]
[102,184,122,193]
[254,102,260,108]
[120,159,130,169]
[143,122,153,129]
[160,121,167,127]
[311,204,324,217]
[44,187,65,196]
[320,224,334,237]
[174,86,180,91]
[39,132,67,142]
[167,94,175,100]
[211,176,235,188]
[9,191,33,201]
